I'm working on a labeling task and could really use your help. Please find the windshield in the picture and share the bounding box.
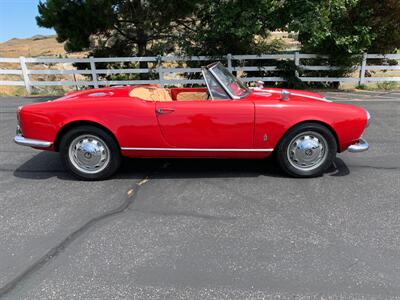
[202,68,230,100]
[208,62,250,98]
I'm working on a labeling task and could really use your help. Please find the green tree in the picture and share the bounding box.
[37,0,200,59]
[179,0,283,56]
[273,0,400,86]
[358,0,400,54]
[281,0,400,56]
[176,0,285,84]
[37,0,400,87]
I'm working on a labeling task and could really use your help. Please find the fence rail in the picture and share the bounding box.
[1,52,400,93]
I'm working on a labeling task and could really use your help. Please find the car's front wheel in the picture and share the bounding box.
[60,125,121,180]
[276,123,337,177]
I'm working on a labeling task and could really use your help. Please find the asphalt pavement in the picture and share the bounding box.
[0,91,399,299]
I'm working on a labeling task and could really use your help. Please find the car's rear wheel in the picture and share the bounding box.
[60,126,121,180]
[276,123,337,177]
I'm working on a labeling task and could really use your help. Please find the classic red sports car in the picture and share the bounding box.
[15,62,370,180]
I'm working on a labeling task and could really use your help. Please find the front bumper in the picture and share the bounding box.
[347,109,371,153]
[14,135,53,148]
[347,137,369,153]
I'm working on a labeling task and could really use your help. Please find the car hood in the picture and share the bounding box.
[251,88,331,103]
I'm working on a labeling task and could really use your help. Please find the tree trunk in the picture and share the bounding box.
[137,30,148,79]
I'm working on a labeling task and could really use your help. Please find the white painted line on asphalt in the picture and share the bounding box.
[327,90,400,95]
[137,177,149,186]
[127,189,135,197]
[324,92,400,97]
[333,99,400,102]
[325,94,399,99]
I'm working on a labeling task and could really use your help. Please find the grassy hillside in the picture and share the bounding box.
[0,35,83,57]
[0,32,300,96]
[0,35,87,96]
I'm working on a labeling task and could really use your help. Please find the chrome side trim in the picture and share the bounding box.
[288,92,332,102]
[347,138,369,153]
[121,147,274,152]
[14,135,53,148]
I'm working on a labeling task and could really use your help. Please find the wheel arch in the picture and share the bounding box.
[276,120,340,153]
[54,120,120,152]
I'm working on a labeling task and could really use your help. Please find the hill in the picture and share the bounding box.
[0,35,85,57]
[0,35,87,96]
[0,33,299,96]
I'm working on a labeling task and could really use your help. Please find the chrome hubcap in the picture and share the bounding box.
[68,134,110,174]
[287,131,328,171]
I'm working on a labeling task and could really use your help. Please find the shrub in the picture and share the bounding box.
[376,81,398,90]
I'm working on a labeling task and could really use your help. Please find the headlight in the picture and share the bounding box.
[365,109,371,127]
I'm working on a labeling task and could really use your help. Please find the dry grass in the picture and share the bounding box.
[0,35,88,96]
[0,35,87,58]
[268,31,301,51]
[1,34,399,95]
[0,86,27,96]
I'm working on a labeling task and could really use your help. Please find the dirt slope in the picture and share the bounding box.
[0,35,86,57]
[0,35,87,96]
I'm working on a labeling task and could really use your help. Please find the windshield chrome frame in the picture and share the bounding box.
[207,62,250,100]
[201,67,215,100]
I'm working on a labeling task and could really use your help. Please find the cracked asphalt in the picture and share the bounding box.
[0,91,399,299]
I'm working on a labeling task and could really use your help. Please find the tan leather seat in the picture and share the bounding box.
[176,92,208,101]
[129,87,172,102]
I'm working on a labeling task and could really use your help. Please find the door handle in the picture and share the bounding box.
[156,108,175,114]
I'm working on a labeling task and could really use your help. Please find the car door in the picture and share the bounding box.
[155,98,254,148]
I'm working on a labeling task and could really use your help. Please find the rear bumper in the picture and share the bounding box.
[347,137,369,153]
[14,135,53,148]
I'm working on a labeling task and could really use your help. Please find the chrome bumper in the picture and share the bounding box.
[347,137,369,153]
[14,135,53,148]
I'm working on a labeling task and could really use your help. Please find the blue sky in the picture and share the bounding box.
[0,0,56,42]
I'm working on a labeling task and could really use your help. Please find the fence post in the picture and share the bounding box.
[72,73,79,91]
[359,53,367,86]
[227,54,233,72]
[19,56,31,94]
[157,55,164,87]
[89,56,99,88]
[294,52,300,79]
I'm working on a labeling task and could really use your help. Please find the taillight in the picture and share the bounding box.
[16,106,23,123]
[16,106,23,135]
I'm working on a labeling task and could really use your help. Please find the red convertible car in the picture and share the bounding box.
[15,62,370,180]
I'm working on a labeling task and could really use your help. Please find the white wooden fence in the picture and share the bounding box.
[1,52,400,93]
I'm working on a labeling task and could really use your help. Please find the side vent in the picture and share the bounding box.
[88,92,114,97]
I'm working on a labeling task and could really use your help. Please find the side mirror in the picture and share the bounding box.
[256,81,264,88]
[280,89,290,101]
